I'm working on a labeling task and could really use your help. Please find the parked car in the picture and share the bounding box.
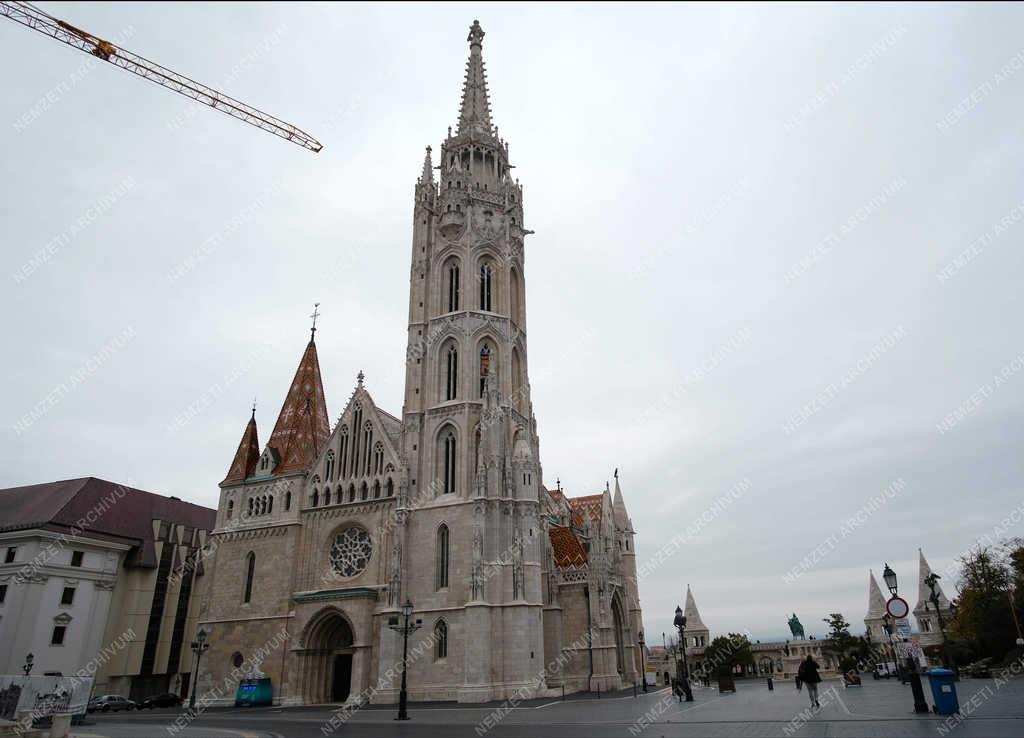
[960,659,992,678]
[139,693,184,709]
[87,695,136,712]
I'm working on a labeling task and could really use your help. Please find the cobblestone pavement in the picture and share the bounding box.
[78,676,1024,737]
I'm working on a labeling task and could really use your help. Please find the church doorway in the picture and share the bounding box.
[332,654,352,702]
[299,608,356,704]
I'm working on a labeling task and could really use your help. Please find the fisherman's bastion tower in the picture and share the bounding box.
[192,21,644,706]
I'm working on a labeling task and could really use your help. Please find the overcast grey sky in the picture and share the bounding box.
[2,2,1022,641]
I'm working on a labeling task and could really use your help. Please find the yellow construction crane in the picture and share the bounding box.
[1,1,322,153]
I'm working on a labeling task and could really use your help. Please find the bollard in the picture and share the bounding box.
[768,676,774,691]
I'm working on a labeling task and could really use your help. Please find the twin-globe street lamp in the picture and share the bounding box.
[673,606,694,702]
[388,599,422,721]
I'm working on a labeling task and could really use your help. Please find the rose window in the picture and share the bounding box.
[329,527,372,577]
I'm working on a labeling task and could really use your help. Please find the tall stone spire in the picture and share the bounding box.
[612,469,629,528]
[914,548,951,614]
[865,570,887,620]
[266,333,330,476]
[419,145,434,185]
[683,585,709,633]
[222,408,260,484]
[457,20,494,137]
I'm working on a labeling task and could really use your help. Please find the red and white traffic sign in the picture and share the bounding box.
[886,595,910,619]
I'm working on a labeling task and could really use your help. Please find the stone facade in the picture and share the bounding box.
[194,21,643,707]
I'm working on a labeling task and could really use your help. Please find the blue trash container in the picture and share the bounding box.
[927,668,959,715]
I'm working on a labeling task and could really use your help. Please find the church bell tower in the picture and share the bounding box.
[394,19,545,702]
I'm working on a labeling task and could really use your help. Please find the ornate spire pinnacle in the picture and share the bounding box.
[683,585,709,633]
[419,145,434,184]
[357,370,365,388]
[457,20,494,137]
[222,408,260,484]
[265,337,330,475]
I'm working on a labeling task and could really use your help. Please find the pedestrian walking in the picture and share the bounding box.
[797,655,822,708]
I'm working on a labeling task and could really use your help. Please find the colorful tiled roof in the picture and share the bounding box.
[568,493,603,530]
[222,411,260,484]
[267,339,331,475]
[549,526,588,569]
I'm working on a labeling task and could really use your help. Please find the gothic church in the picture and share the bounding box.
[194,21,644,705]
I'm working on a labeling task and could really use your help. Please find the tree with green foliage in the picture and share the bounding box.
[951,543,1018,661]
[701,633,753,677]
[821,613,867,672]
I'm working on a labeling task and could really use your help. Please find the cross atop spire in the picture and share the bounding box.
[309,302,321,342]
[457,19,494,137]
[251,396,257,419]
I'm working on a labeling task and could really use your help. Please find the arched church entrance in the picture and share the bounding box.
[299,609,355,704]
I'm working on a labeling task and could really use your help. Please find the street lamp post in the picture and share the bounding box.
[881,613,899,679]
[188,628,210,713]
[924,572,954,671]
[388,599,421,721]
[883,563,929,714]
[22,653,33,678]
[638,631,648,693]
[673,606,694,702]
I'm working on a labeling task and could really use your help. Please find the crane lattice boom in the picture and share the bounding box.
[1,1,322,153]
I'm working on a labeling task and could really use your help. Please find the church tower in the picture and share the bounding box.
[393,19,544,703]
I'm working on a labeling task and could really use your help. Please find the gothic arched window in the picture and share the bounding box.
[448,262,461,312]
[348,484,356,503]
[373,480,381,499]
[510,267,522,325]
[339,428,349,479]
[373,443,385,475]
[227,500,234,519]
[360,482,368,501]
[479,345,491,397]
[446,345,458,401]
[479,263,493,311]
[323,488,331,505]
[267,496,273,513]
[386,478,394,497]
[363,422,373,476]
[442,432,456,495]
[435,620,448,660]
[326,451,335,481]
[311,489,319,507]
[243,552,255,603]
[284,491,291,511]
[436,525,450,590]
[247,498,253,516]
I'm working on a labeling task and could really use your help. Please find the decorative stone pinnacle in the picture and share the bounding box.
[357,370,365,388]
[468,19,484,47]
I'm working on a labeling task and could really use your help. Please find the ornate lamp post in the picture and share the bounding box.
[388,599,421,721]
[188,628,210,713]
[881,613,899,678]
[924,572,954,670]
[22,653,33,678]
[882,563,928,714]
[673,606,694,702]
[638,631,648,693]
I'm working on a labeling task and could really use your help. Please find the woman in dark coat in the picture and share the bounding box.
[797,655,822,707]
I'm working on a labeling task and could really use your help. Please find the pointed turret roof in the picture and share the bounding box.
[612,469,630,529]
[419,145,434,185]
[915,548,951,613]
[222,409,260,484]
[865,570,887,621]
[683,585,709,633]
[457,20,494,137]
[266,337,330,476]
